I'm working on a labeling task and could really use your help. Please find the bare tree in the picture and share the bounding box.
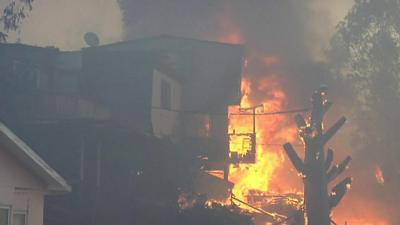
[283,86,351,225]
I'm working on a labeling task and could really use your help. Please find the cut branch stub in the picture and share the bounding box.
[295,114,307,129]
[325,148,334,171]
[327,165,339,181]
[329,177,352,209]
[283,143,305,174]
[322,117,346,144]
[327,156,352,182]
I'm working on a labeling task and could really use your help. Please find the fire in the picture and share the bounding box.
[332,200,391,225]
[262,56,281,66]
[228,75,299,202]
[215,15,391,224]
[227,72,391,224]
[177,192,198,210]
[375,166,385,185]
[219,32,243,44]
[214,6,244,45]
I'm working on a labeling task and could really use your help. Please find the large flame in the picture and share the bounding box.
[228,75,298,204]
[215,13,390,224]
[228,65,390,225]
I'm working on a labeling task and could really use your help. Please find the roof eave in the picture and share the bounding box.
[0,122,71,194]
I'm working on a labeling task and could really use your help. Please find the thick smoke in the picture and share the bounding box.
[122,1,400,224]
[14,0,396,223]
[119,0,353,105]
[119,0,373,223]
[3,0,124,50]
[120,0,352,60]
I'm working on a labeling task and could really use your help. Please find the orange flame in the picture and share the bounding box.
[375,166,385,185]
[228,75,299,202]
[219,33,243,44]
[215,15,391,224]
[262,56,281,66]
[228,68,390,225]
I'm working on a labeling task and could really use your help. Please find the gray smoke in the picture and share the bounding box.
[119,0,353,107]
[120,0,352,62]
[119,0,366,223]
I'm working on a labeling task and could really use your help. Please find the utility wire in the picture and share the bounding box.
[151,106,310,116]
[229,141,303,148]
[230,107,310,116]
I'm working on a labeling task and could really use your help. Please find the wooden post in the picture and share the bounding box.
[283,86,352,225]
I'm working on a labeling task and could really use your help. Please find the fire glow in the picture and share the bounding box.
[215,14,390,223]
[227,73,390,225]
[228,76,298,203]
[375,166,385,185]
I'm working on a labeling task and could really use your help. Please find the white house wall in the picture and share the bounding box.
[151,70,182,139]
[0,147,45,225]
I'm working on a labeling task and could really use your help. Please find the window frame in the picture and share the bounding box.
[13,210,28,225]
[0,204,12,225]
[160,79,172,110]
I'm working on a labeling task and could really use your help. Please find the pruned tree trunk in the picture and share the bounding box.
[283,86,352,225]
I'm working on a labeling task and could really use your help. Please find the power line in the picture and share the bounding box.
[230,107,310,116]
[229,141,304,148]
[151,106,310,116]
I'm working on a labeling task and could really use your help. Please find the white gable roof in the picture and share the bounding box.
[0,122,71,194]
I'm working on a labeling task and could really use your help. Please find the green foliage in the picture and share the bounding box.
[329,0,400,98]
[0,0,33,42]
[327,2,400,222]
[328,0,400,156]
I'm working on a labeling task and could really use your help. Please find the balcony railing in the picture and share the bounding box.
[23,91,110,122]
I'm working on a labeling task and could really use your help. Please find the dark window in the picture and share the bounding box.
[0,206,10,225]
[160,79,171,110]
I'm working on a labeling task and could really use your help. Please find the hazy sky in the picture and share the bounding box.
[2,0,124,50]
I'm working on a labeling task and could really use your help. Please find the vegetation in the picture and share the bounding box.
[329,0,400,173]
[0,0,33,42]
[328,0,400,223]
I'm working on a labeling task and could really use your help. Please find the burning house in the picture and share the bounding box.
[87,35,244,176]
[0,35,245,225]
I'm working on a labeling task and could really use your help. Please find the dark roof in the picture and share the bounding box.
[88,34,244,50]
[0,42,59,52]
[87,35,244,110]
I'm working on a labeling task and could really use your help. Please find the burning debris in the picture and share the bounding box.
[177,192,253,225]
[225,80,356,225]
[226,76,303,225]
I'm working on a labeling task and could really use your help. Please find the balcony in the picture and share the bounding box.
[23,91,110,122]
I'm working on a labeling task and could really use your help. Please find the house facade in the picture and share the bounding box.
[0,123,70,225]
[91,35,244,178]
[0,35,244,225]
